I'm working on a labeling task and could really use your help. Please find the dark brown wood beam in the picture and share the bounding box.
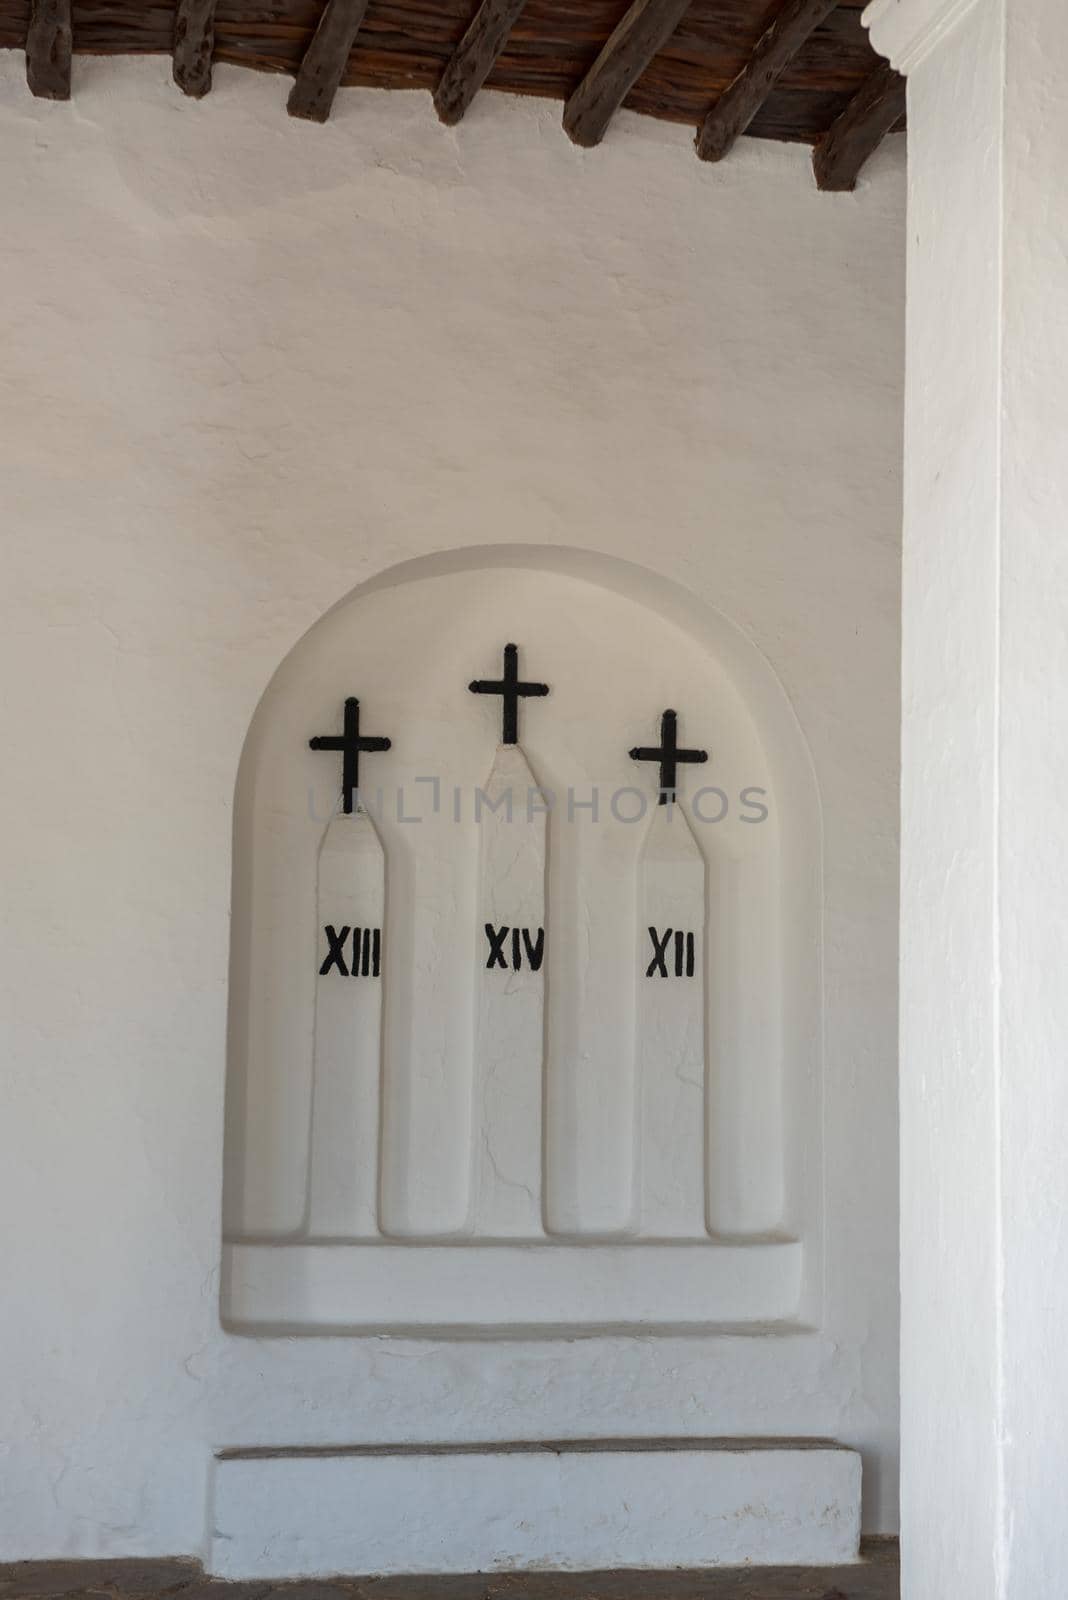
[696,0,839,163]
[563,0,693,149]
[434,0,528,126]
[812,60,906,191]
[25,0,71,100]
[287,0,371,123]
[173,0,217,98]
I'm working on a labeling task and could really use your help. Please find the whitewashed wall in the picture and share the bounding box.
[0,55,904,1560]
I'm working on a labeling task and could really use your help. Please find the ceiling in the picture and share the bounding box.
[1,0,904,189]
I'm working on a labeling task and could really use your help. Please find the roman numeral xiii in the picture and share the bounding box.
[319,924,382,977]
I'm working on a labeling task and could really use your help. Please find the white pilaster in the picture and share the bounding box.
[473,743,546,1238]
[866,0,1068,1593]
[307,811,385,1238]
[636,802,707,1238]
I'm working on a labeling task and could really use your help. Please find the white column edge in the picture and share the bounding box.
[863,0,984,72]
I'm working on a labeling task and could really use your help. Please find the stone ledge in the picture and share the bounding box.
[221,1241,804,1334]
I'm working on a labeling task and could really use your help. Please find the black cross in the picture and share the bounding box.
[309,697,392,815]
[629,709,708,804]
[469,643,549,745]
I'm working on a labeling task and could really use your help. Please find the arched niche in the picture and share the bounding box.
[222,545,822,1334]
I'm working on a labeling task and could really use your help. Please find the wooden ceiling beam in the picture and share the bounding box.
[696,0,839,163]
[812,60,905,190]
[563,0,693,149]
[25,0,71,100]
[173,0,217,98]
[287,0,371,123]
[434,0,528,127]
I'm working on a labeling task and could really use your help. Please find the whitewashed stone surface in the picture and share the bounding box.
[210,1443,863,1576]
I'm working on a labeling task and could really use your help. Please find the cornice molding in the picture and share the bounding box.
[863,0,984,73]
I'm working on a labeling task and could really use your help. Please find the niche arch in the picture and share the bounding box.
[223,544,823,1333]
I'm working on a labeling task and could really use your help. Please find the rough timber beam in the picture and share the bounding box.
[287,0,371,123]
[434,0,528,126]
[25,0,71,100]
[173,0,217,98]
[812,59,906,190]
[696,0,839,163]
[563,0,693,149]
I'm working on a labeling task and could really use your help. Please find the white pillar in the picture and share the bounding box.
[865,1,1068,1594]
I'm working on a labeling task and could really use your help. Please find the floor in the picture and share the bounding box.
[0,1545,899,1600]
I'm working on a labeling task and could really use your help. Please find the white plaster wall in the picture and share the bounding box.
[999,2,1068,1585]
[0,55,904,1559]
[872,0,1068,1592]
[889,4,1004,1590]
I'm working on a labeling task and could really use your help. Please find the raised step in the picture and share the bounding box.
[208,1438,861,1578]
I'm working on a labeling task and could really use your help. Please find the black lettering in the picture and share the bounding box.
[521,927,545,973]
[645,926,700,977]
[646,926,671,978]
[320,924,350,977]
[485,923,509,970]
[484,924,548,972]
